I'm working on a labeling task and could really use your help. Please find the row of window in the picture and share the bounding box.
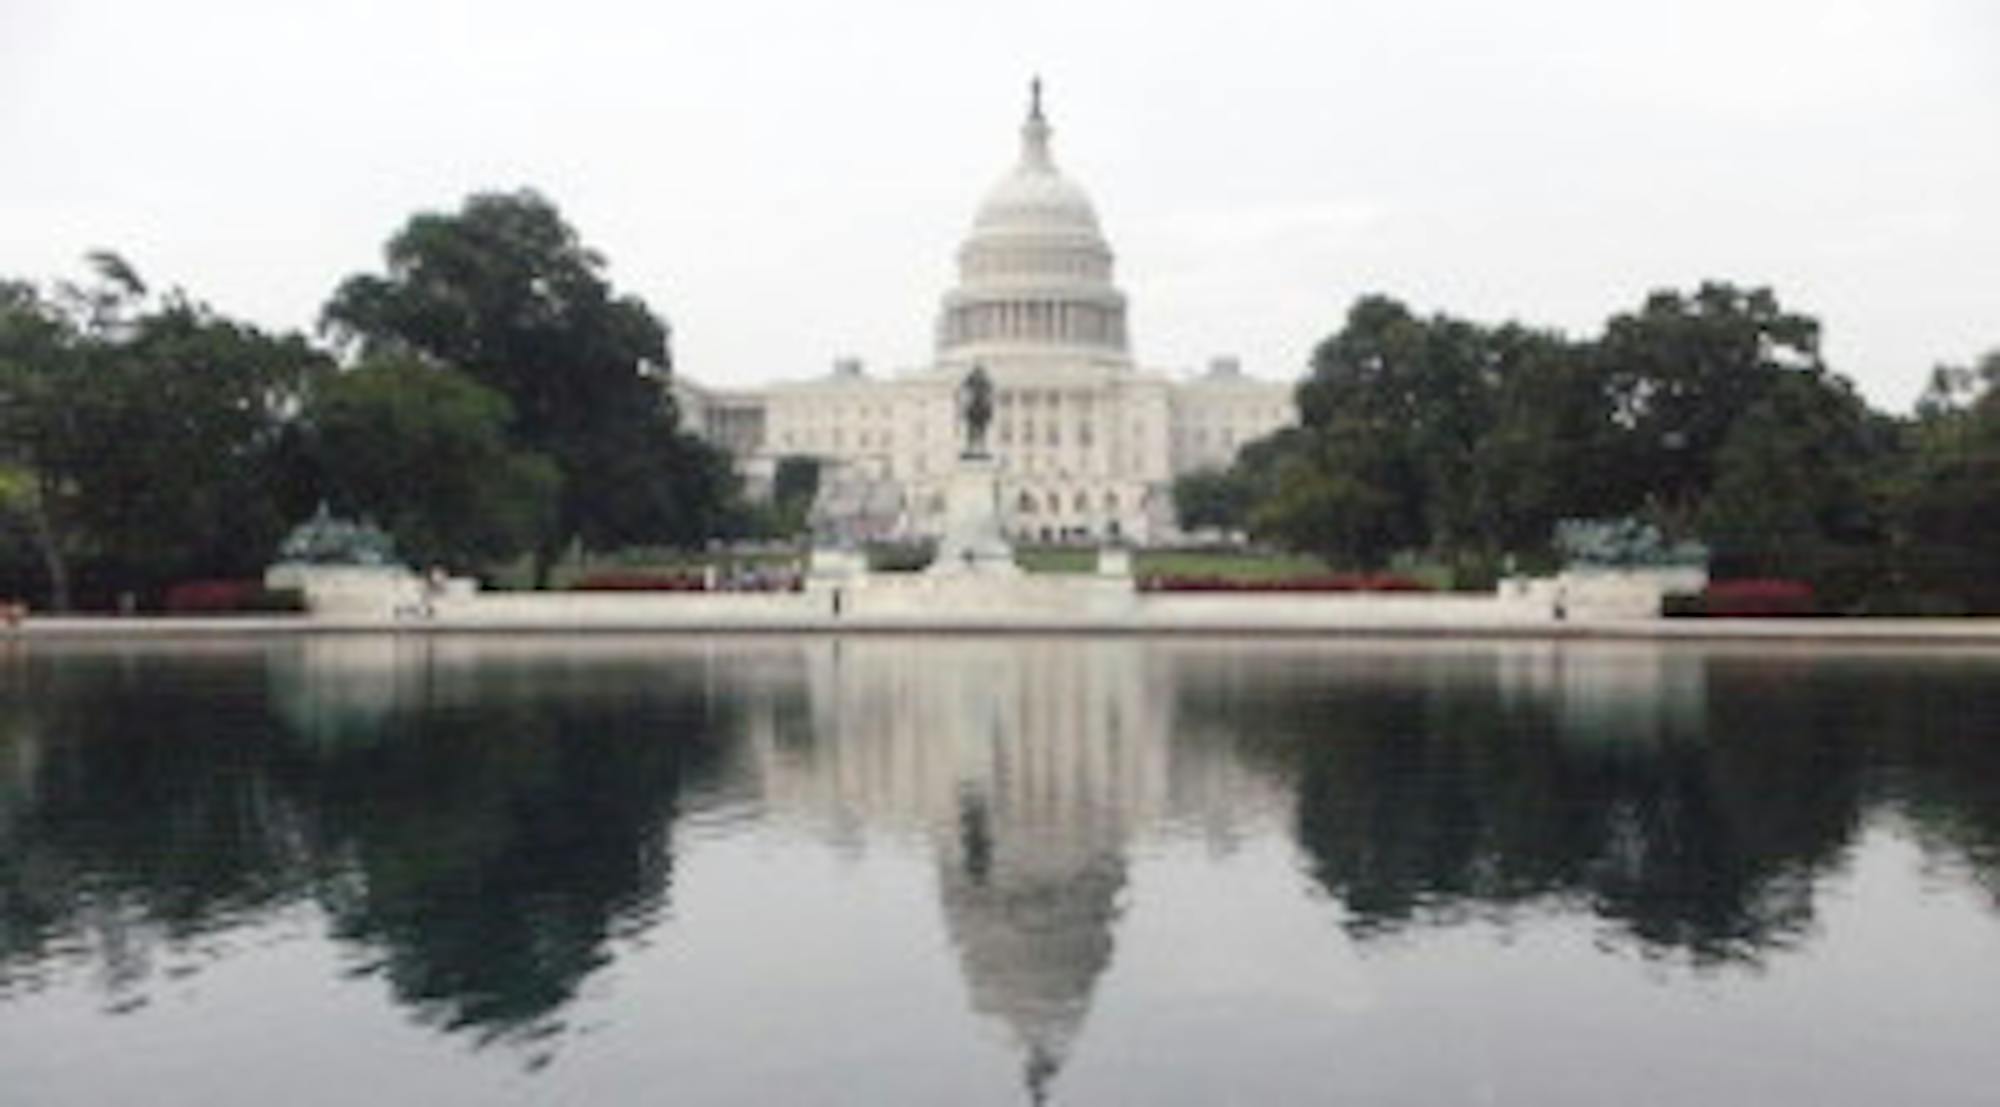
[775,419,1263,453]
[760,440,1157,480]
[775,429,896,451]
[997,420,1094,448]
[1012,489,1123,516]
[1009,523,1124,543]
[1178,426,1236,448]
[998,388,1099,410]
[1006,455,1149,477]
[1173,407,1290,426]
[961,246,1107,281]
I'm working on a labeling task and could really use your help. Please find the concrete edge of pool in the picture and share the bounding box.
[13,612,2000,647]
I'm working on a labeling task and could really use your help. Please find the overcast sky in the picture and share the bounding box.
[4,0,1996,410]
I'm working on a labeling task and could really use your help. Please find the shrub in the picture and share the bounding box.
[1137,573,1432,594]
[570,571,707,592]
[1694,579,1818,617]
[163,579,262,613]
[866,542,936,573]
[239,587,308,613]
[1661,592,1706,618]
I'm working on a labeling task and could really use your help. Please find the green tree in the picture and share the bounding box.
[1,258,323,607]
[322,190,728,586]
[772,455,821,508]
[1697,369,1891,601]
[1250,417,1412,570]
[1295,298,1461,533]
[71,300,324,588]
[1595,282,1823,526]
[1895,349,2000,610]
[1465,326,1617,559]
[0,279,83,607]
[756,455,822,538]
[1262,296,1483,565]
[309,357,560,569]
[1172,467,1253,534]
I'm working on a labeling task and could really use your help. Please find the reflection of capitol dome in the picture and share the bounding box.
[729,640,1286,1101]
[938,807,1123,1106]
[747,641,1161,1101]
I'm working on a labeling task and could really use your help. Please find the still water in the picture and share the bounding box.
[4,635,2000,1105]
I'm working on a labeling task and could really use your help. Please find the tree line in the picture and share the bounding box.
[0,191,736,610]
[1177,284,2000,612]
[8,195,1996,615]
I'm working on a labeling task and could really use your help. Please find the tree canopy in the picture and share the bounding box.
[1222,282,1945,606]
[1,258,325,608]
[322,189,732,583]
[307,357,560,569]
[0,197,745,608]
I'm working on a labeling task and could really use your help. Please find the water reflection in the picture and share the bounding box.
[741,641,1269,1100]
[0,638,725,1052]
[5,636,2000,1094]
[1170,641,2000,959]
[280,639,723,1047]
[1,644,314,996]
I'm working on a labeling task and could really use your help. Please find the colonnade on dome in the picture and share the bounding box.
[937,298,1127,353]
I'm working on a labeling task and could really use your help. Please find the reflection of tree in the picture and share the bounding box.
[300,680,717,1043]
[0,648,313,992]
[1816,657,2000,911]
[0,641,723,1052]
[1172,645,1924,964]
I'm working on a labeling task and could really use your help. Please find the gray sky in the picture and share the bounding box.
[5,0,1996,410]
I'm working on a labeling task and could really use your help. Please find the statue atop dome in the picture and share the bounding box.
[1020,76,1053,169]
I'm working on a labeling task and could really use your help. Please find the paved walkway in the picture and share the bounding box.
[12,612,2000,646]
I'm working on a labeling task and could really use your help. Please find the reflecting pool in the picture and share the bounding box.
[4,636,2000,1104]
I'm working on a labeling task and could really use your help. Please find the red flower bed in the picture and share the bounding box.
[163,579,262,613]
[570,571,708,592]
[1139,573,1432,594]
[1698,579,1817,617]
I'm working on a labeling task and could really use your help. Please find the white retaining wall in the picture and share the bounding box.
[263,564,1704,632]
[432,590,825,629]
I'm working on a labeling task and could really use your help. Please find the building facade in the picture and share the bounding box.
[674,85,1294,544]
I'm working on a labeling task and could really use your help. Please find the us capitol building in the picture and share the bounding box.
[672,83,1295,545]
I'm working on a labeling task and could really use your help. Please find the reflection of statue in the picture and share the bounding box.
[960,365,994,458]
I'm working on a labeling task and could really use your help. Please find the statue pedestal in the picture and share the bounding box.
[929,454,1017,576]
[265,563,425,619]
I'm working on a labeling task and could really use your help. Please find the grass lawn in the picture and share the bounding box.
[488,543,1455,589]
[1014,546,1334,580]
[1134,550,1333,581]
[1013,546,1100,574]
[488,547,805,590]
[1014,546,1463,587]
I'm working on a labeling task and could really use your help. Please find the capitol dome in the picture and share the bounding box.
[937,81,1131,366]
[969,111,1105,240]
